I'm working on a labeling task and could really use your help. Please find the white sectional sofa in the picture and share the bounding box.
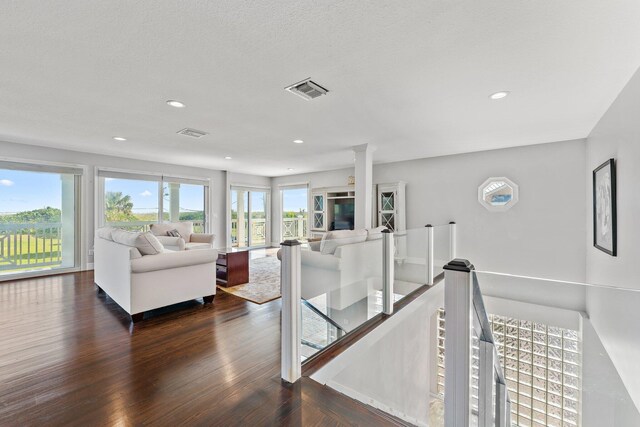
[94,227,218,322]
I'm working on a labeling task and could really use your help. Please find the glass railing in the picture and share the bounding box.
[301,299,345,360]
[439,264,640,427]
[296,223,455,361]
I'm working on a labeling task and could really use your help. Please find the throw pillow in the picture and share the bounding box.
[166,229,182,237]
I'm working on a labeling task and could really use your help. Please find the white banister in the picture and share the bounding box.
[280,239,302,383]
[449,221,457,261]
[443,259,475,427]
[382,229,394,315]
[426,224,434,285]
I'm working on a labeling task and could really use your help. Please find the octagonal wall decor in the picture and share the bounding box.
[478,177,519,212]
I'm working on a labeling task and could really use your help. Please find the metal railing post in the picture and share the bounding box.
[496,382,509,427]
[449,221,457,261]
[478,340,495,427]
[280,239,302,383]
[382,229,394,315]
[426,224,434,285]
[443,258,475,427]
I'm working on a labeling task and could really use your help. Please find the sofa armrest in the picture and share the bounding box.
[301,250,340,270]
[190,233,215,245]
[130,249,218,273]
[155,235,186,250]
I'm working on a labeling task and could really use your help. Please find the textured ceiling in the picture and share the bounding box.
[1,1,640,176]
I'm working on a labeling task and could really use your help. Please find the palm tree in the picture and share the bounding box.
[105,192,135,222]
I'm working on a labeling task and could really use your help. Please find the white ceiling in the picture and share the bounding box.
[1,1,640,177]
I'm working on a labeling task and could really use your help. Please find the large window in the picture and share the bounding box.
[0,161,81,277]
[98,170,208,233]
[230,186,269,248]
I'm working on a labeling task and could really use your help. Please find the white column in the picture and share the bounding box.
[60,175,75,268]
[449,221,457,261]
[353,143,374,230]
[169,183,180,222]
[281,240,302,383]
[237,190,246,247]
[426,224,434,285]
[382,229,394,315]
[444,259,475,427]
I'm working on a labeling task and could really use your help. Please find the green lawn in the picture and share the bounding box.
[0,234,61,271]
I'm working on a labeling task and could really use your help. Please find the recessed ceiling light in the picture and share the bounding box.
[224,156,232,160]
[113,136,127,141]
[293,139,304,144]
[288,168,294,171]
[489,91,510,100]
[166,100,186,108]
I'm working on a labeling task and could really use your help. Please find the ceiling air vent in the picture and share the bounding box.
[285,78,329,100]
[177,128,208,138]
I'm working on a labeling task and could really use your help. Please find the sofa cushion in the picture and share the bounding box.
[320,229,367,255]
[366,226,387,241]
[129,247,143,260]
[150,222,194,241]
[96,227,115,241]
[111,229,164,255]
[154,235,186,251]
[309,240,321,252]
[130,248,218,273]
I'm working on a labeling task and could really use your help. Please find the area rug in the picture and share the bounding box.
[217,255,281,304]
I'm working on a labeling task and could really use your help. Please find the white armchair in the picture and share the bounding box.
[150,222,215,251]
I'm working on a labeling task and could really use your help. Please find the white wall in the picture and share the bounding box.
[311,286,444,426]
[0,139,228,270]
[584,66,640,414]
[374,139,586,282]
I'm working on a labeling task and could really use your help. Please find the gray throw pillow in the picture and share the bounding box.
[167,229,182,237]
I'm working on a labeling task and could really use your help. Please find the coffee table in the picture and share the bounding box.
[216,248,249,287]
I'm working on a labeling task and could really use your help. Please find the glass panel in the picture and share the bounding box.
[250,191,267,247]
[313,212,324,229]
[0,168,77,275]
[381,212,395,230]
[163,182,206,232]
[381,191,395,211]
[313,195,323,211]
[302,235,386,333]
[282,187,308,240]
[104,178,158,231]
[301,300,342,361]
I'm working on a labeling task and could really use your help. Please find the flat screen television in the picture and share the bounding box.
[330,199,355,230]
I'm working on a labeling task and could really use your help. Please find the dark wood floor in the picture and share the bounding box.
[0,271,407,426]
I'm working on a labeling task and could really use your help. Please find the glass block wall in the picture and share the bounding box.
[437,310,581,427]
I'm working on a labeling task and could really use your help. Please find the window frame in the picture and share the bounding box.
[0,159,83,281]
[96,168,211,233]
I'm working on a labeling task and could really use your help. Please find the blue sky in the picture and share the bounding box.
[0,170,62,213]
[282,188,307,212]
[1,169,306,215]
[0,170,205,214]
[105,179,204,213]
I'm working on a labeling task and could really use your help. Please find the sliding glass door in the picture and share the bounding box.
[281,185,308,241]
[230,187,269,248]
[0,161,81,277]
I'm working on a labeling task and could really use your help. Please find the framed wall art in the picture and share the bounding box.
[593,158,617,256]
